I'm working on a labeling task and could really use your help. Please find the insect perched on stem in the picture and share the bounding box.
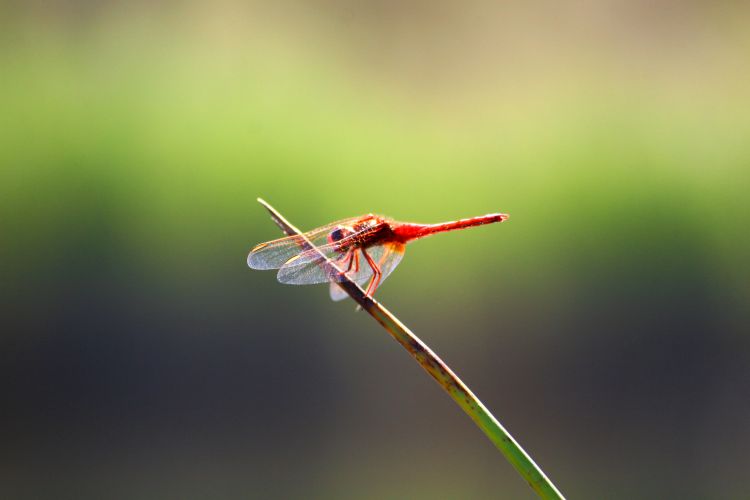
[247,211,509,301]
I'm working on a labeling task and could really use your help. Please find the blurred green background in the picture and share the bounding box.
[2,1,749,498]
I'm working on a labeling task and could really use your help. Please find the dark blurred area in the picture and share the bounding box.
[1,1,749,498]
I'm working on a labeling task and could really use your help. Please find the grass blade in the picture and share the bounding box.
[255,198,565,499]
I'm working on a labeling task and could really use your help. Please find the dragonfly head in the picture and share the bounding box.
[327,226,352,245]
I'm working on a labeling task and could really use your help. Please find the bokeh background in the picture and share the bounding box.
[2,1,749,498]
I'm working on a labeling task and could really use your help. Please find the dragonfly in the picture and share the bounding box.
[247,211,509,301]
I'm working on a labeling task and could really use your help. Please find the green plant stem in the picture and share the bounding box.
[256,198,565,499]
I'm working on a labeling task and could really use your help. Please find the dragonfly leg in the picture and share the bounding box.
[342,250,354,273]
[353,250,360,273]
[336,249,354,279]
[361,247,382,297]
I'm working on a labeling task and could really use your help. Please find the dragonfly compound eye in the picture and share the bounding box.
[329,228,345,242]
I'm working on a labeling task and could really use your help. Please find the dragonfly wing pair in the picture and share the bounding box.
[247,217,362,271]
[247,219,405,301]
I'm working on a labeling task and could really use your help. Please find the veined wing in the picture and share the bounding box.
[275,242,347,285]
[329,242,405,301]
[247,216,362,270]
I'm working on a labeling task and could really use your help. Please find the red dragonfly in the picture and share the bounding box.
[247,211,509,301]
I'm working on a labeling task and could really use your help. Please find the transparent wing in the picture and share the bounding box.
[329,243,406,301]
[276,243,348,285]
[247,216,363,270]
